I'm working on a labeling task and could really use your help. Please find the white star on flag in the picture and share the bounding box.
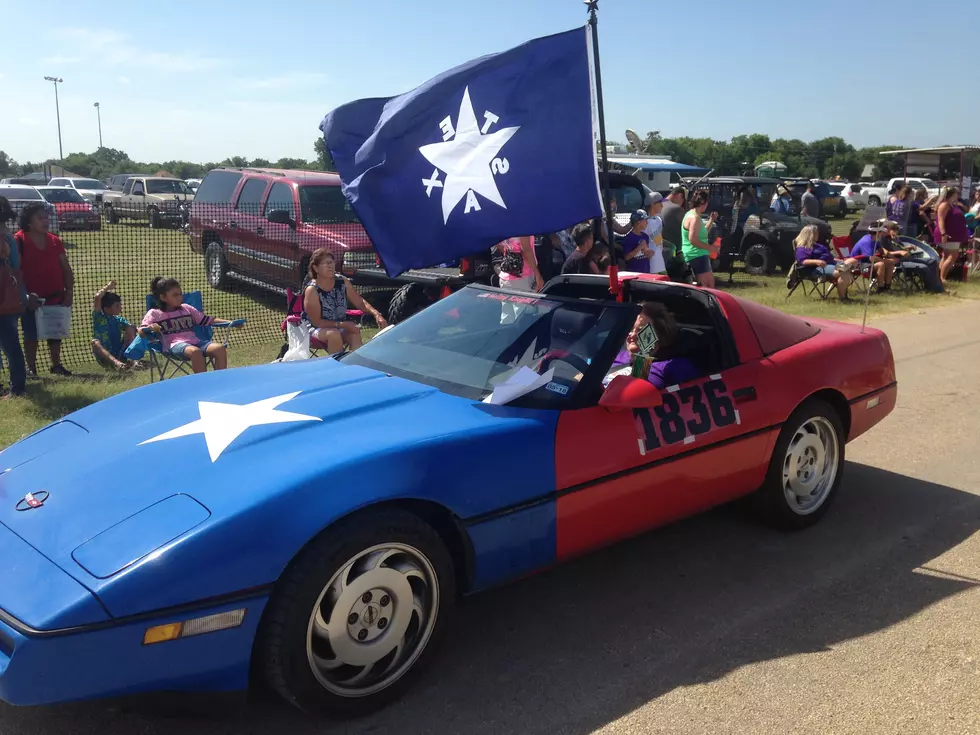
[140,392,321,463]
[419,86,520,224]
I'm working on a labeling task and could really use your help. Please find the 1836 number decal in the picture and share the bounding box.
[633,378,738,454]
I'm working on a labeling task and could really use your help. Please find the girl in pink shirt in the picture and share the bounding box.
[140,276,240,373]
[496,236,544,292]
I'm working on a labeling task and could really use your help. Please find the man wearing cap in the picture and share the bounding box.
[660,186,687,255]
[622,210,653,273]
[771,185,792,214]
[644,192,667,275]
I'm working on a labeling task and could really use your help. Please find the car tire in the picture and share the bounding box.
[105,205,119,225]
[868,196,882,207]
[205,242,230,290]
[388,283,434,324]
[258,508,456,716]
[743,243,774,276]
[148,208,160,229]
[752,398,845,530]
[837,202,847,219]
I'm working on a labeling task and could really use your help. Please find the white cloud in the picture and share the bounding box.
[46,27,223,73]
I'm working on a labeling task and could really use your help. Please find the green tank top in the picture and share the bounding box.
[681,211,710,261]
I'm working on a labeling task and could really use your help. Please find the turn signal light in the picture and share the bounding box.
[143,609,246,645]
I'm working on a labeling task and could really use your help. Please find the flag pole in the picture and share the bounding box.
[586,0,621,300]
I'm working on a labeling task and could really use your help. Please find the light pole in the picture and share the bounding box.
[94,102,103,148]
[43,76,64,163]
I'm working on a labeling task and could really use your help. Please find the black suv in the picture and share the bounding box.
[690,177,832,276]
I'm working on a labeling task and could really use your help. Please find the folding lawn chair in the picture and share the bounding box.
[277,287,365,361]
[830,236,876,295]
[143,291,239,382]
[785,261,833,300]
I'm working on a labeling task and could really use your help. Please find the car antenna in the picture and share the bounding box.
[860,219,883,334]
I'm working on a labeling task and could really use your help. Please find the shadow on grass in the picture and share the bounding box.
[5,464,978,735]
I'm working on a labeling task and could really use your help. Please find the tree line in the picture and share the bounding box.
[0,138,335,182]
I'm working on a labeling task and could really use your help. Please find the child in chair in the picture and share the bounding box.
[140,276,242,374]
[91,280,137,370]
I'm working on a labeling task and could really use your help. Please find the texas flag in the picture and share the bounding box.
[320,27,601,276]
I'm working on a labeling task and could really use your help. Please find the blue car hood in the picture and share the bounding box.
[0,358,547,583]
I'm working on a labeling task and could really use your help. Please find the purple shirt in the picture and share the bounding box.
[621,231,651,273]
[795,242,835,266]
[850,234,876,259]
[611,350,700,389]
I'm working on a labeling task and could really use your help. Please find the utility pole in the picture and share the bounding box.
[94,102,103,149]
[43,76,64,163]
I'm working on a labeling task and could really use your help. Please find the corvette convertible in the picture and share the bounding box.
[0,274,896,715]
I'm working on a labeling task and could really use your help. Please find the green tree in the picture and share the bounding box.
[314,137,335,171]
[275,157,312,170]
[222,156,250,168]
[250,158,271,168]
[0,151,16,177]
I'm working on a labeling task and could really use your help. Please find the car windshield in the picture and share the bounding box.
[298,185,359,224]
[0,187,42,200]
[39,188,86,203]
[145,180,192,195]
[343,286,631,405]
[72,179,106,190]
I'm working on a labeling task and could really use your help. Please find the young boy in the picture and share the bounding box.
[621,210,653,273]
[91,280,137,370]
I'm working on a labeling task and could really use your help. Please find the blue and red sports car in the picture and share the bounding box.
[0,274,896,715]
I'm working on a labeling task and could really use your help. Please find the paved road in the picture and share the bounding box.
[4,302,980,735]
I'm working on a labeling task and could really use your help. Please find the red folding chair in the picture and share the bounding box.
[830,235,875,294]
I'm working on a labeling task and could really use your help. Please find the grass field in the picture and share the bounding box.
[2,212,977,449]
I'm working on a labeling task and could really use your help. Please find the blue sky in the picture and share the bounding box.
[3,0,976,165]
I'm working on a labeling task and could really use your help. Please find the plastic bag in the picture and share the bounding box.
[36,305,72,340]
[282,321,312,361]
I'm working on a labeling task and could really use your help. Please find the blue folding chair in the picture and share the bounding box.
[142,291,240,382]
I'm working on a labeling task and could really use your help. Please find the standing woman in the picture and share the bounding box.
[0,197,27,398]
[681,191,720,288]
[909,188,927,239]
[887,185,913,235]
[496,236,544,292]
[933,186,969,285]
[15,203,74,377]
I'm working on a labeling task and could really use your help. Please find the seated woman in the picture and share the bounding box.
[301,248,387,353]
[605,302,701,389]
[794,224,852,300]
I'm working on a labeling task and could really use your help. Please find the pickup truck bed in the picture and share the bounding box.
[353,265,477,289]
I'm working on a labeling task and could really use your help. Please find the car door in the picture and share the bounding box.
[261,181,301,287]
[228,178,271,281]
[553,320,772,561]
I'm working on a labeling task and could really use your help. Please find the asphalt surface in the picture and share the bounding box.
[3,301,980,735]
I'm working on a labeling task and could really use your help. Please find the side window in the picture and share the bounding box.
[265,182,296,219]
[194,171,243,204]
[235,178,268,213]
[49,178,65,187]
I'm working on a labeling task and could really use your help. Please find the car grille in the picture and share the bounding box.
[342,250,378,276]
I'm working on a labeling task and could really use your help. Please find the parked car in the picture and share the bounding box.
[36,187,101,231]
[185,178,202,193]
[688,177,832,276]
[102,177,194,228]
[46,177,109,209]
[106,173,141,192]
[863,178,941,207]
[828,182,868,211]
[0,273,897,714]
[782,179,847,219]
[0,185,60,233]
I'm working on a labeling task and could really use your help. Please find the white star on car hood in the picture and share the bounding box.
[140,392,321,462]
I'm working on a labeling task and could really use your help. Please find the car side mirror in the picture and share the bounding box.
[599,375,663,412]
[267,209,296,229]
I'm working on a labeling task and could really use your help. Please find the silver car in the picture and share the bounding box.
[0,185,60,233]
[46,176,109,211]
[828,182,868,211]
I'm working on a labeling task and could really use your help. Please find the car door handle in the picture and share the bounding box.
[732,386,757,404]
[255,227,264,235]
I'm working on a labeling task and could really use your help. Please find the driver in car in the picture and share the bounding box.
[604,302,701,390]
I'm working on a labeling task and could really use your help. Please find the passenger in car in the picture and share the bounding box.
[604,302,701,390]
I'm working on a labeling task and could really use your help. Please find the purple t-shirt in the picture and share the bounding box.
[850,234,876,259]
[621,231,651,273]
[610,350,700,390]
[795,242,835,266]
